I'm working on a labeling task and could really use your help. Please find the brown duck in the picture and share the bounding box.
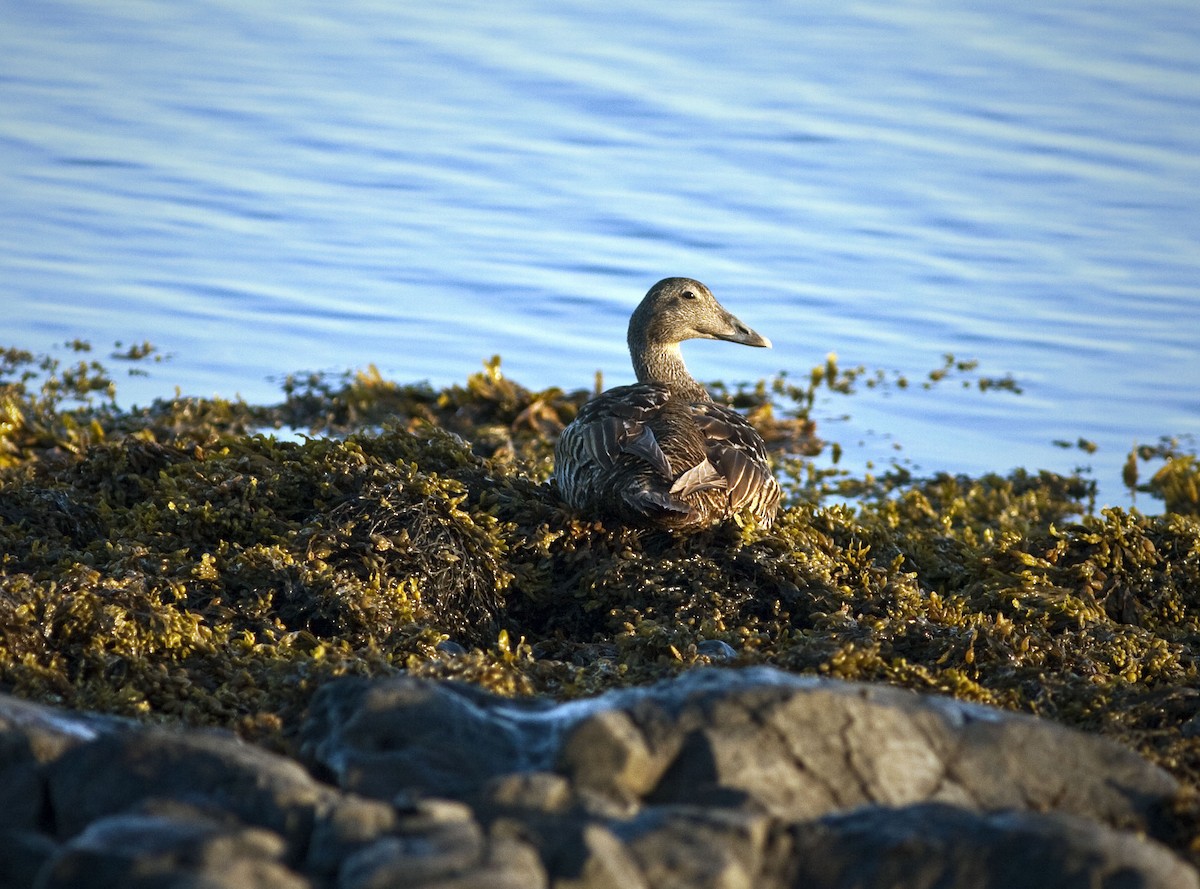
[555,277,781,529]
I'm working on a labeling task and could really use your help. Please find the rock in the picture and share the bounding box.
[1,664,1197,889]
[0,694,121,764]
[46,727,340,850]
[557,822,649,889]
[300,675,553,800]
[558,708,665,813]
[0,695,127,834]
[789,803,1200,889]
[0,830,59,889]
[305,795,399,879]
[339,800,546,889]
[567,668,1176,831]
[696,640,738,661]
[36,809,308,889]
[483,771,574,814]
[0,733,44,834]
[304,667,1178,834]
[616,807,781,889]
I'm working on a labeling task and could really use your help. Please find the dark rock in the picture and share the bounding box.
[0,733,45,833]
[46,727,339,849]
[483,771,574,814]
[298,667,1197,886]
[788,803,1199,889]
[695,640,738,661]
[0,694,128,834]
[341,798,484,886]
[0,694,124,764]
[338,799,545,889]
[36,810,308,889]
[0,830,59,889]
[304,667,1178,834]
[2,663,1198,889]
[555,822,648,889]
[305,795,398,879]
[300,676,553,800]
[557,707,664,814]
[557,667,1179,833]
[616,807,783,889]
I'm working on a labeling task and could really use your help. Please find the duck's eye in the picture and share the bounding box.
[681,290,697,300]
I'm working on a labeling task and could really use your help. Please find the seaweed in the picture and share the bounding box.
[2,342,1199,851]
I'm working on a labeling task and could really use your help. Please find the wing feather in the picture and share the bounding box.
[556,384,779,528]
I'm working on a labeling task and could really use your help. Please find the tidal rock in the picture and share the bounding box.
[36,808,307,889]
[299,666,1195,887]
[338,799,546,889]
[616,807,781,889]
[557,668,1178,831]
[0,663,1196,889]
[300,673,555,799]
[46,727,339,849]
[0,830,59,889]
[0,694,126,834]
[789,803,1199,889]
[305,795,399,879]
[303,666,1177,833]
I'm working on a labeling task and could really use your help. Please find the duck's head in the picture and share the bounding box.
[628,277,771,351]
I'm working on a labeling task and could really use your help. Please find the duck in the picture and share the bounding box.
[555,277,781,530]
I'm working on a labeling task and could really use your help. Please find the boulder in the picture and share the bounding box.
[0,666,1195,888]
[36,808,308,889]
[789,803,1198,889]
[45,727,339,848]
[303,666,1178,833]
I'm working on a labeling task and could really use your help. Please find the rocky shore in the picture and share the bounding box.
[2,347,1199,887]
[4,666,1197,888]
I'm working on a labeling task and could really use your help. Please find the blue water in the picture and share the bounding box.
[2,1,1198,507]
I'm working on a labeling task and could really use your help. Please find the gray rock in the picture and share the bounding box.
[0,691,125,763]
[556,822,649,889]
[2,664,1197,889]
[35,810,308,889]
[339,802,546,889]
[788,803,1199,889]
[303,667,1178,835]
[0,694,128,834]
[306,795,399,879]
[557,667,1179,832]
[616,807,782,889]
[695,640,738,661]
[0,733,45,833]
[299,667,1196,887]
[301,676,554,800]
[0,830,59,889]
[483,771,574,814]
[46,727,339,849]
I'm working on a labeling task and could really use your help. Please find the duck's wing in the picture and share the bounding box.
[555,386,778,528]
[568,383,674,478]
[691,401,782,522]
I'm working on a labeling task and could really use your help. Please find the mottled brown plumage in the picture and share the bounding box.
[555,277,781,529]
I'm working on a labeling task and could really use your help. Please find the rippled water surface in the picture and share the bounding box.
[3,1,1198,505]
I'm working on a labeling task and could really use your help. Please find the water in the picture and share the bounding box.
[2,0,1198,507]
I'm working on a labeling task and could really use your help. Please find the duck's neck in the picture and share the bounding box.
[631,341,710,402]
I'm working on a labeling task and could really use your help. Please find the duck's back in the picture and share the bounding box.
[555,384,780,529]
